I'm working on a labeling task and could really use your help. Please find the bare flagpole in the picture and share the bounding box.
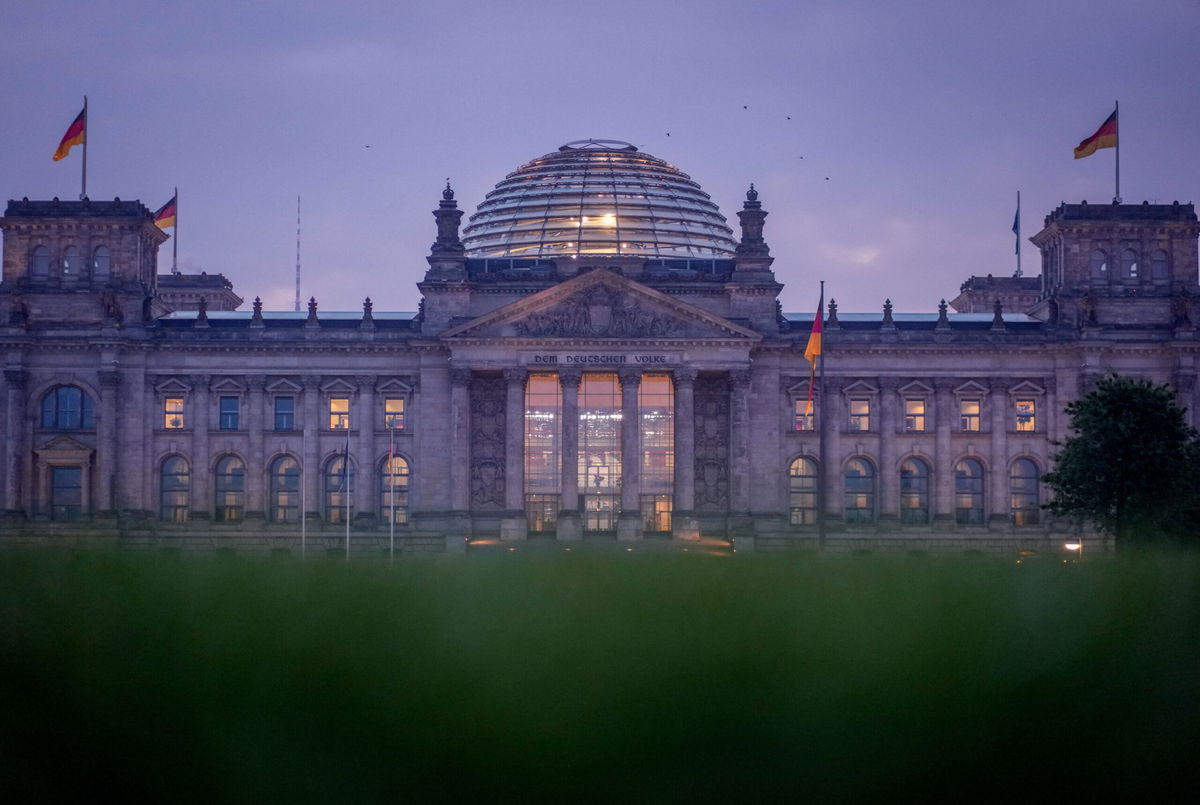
[1015,190,1021,277]
[389,425,396,562]
[344,417,352,561]
[301,427,307,559]
[80,96,88,200]
[172,186,179,273]
[817,280,827,552]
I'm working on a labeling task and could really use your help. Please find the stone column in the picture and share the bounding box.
[449,368,472,519]
[989,378,1010,528]
[355,375,376,520]
[190,375,211,520]
[501,367,527,541]
[557,369,582,541]
[97,367,120,516]
[246,375,266,520]
[3,368,27,517]
[119,366,148,517]
[729,368,752,513]
[933,378,955,528]
[618,368,642,541]
[878,377,900,525]
[824,378,843,526]
[302,376,321,521]
[672,368,699,540]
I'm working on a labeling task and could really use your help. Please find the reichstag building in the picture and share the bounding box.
[2,139,1197,554]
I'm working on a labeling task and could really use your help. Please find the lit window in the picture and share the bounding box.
[789,457,818,525]
[218,396,239,430]
[899,458,930,525]
[381,455,410,525]
[849,399,871,431]
[269,456,300,523]
[159,456,190,523]
[904,399,926,432]
[164,397,185,429]
[274,396,295,431]
[1015,399,1036,432]
[954,458,985,525]
[384,397,405,430]
[960,399,981,432]
[794,398,814,431]
[324,456,354,522]
[1010,458,1040,526]
[329,397,350,430]
[214,456,245,522]
[844,458,875,524]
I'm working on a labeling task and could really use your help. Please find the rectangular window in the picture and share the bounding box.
[274,396,295,431]
[960,399,981,432]
[384,397,405,430]
[164,397,185,429]
[794,398,814,431]
[1015,399,1036,432]
[849,398,871,431]
[329,397,350,430]
[641,494,673,533]
[218,396,239,430]
[639,374,674,495]
[904,399,926,432]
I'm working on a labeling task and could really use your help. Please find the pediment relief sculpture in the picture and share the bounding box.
[513,286,692,338]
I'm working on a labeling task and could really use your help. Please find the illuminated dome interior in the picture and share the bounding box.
[461,139,737,260]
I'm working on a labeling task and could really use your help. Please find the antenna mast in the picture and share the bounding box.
[295,195,302,312]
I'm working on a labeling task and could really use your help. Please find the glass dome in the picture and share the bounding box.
[462,139,738,260]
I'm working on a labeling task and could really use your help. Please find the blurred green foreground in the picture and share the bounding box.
[2,550,1198,801]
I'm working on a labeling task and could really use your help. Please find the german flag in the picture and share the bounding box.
[53,106,86,162]
[154,195,177,229]
[1074,109,1118,159]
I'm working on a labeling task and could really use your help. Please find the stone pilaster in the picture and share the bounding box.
[501,367,527,541]
[878,377,900,523]
[933,378,955,528]
[189,375,211,520]
[672,368,699,540]
[355,375,376,520]
[557,369,582,541]
[729,368,753,545]
[97,367,120,516]
[3,368,27,517]
[989,378,1010,528]
[246,375,266,519]
[618,368,642,541]
[823,377,844,526]
[449,368,472,517]
[302,376,320,521]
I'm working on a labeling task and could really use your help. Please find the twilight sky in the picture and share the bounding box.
[2,0,1197,315]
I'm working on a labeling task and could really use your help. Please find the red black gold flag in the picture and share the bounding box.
[53,106,86,162]
[154,196,177,230]
[1074,109,1118,160]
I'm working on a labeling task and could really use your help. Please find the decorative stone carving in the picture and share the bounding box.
[469,375,506,510]
[558,368,582,388]
[98,369,121,388]
[694,374,729,513]
[514,286,685,338]
[449,368,474,387]
[503,367,527,385]
[4,368,29,388]
[673,367,698,385]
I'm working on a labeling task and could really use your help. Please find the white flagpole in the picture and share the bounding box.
[1114,100,1121,204]
[344,420,351,561]
[389,425,396,562]
[300,427,307,559]
[80,96,88,200]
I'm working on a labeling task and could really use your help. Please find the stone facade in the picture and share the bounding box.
[2,169,1198,556]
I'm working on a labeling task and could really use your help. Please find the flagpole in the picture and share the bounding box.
[80,96,88,200]
[817,280,827,552]
[389,426,396,562]
[1015,190,1021,277]
[301,428,307,559]
[1114,100,1121,204]
[344,420,351,561]
[172,186,179,273]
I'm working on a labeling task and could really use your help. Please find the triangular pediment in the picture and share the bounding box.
[36,435,94,456]
[441,269,761,341]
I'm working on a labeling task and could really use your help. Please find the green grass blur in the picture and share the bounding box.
[2,549,1198,801]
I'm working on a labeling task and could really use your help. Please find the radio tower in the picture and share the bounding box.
[294,195,301,312]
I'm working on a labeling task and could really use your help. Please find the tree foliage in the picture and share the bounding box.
[1044,374,1200,542]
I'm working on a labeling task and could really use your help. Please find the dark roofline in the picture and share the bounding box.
[5,197,154,219]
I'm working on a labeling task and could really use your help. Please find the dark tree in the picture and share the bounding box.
[1044,374,1200,543]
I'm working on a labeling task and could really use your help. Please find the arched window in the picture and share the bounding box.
[1151,250,1169,281]
[954,458,985,525]
[1121,249,1138,279]
[324,455,354,523]
[1010,458,1040,526]
[899,457,930,525]
[214,455,245,522]
[31,245,51,279]
[1089,249,1108,279]
[40,386,94,429]
[269,455,300,523]
[788,457,818,525]
[381,455,410,525]
[92,246,110,278]
[159,456,190,523]
[844,458,875,525]
[63,246,80,277]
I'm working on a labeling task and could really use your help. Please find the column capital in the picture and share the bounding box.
[503,367,528,385]
[302,375,322,391]
[988,377,1010,394]
[449,367,473,387]
[878,376,902,392]
[729,368,752,388]
[98,369,121,389]
[558,368,582,388]
[355,374,376,390]
[618,368,642,388]
[933,377,958,393]
[672,367,698,385]
[188,374,212,391]
[4,368,29,388]
[245,374,267,392]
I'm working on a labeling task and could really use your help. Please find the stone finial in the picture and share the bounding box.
[443,180,454,201]
[991,299,1005,330]
[431,180,465,255]
[735,183,769,257]
[306,296,318,325]
[936,298,950,330]
[882,298,894,325]
[746,183,759,204]
[250,296,264,328]
[363,297,374,321]
[195,296,209,327]
[827,298,839,329]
